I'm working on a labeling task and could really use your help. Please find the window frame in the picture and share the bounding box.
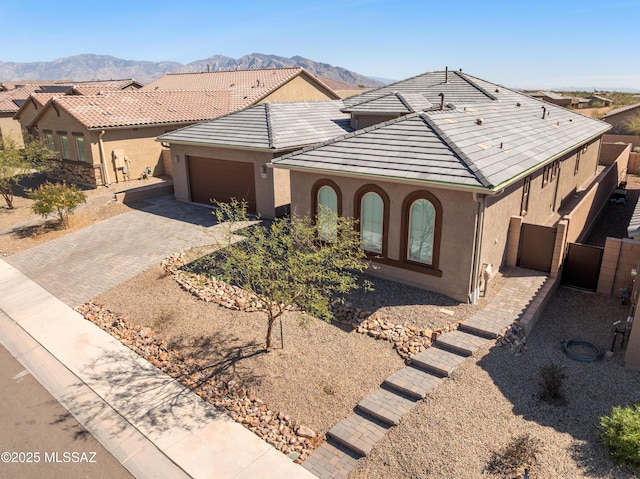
[400,190,443,274]
[74,134,86,162]
[58,132,70,159]
[354,184,389,257]
[312,179,342,242]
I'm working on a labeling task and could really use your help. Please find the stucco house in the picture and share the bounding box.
[270,70,612,302]
[1,79,142,148]
[603,102,640,134]
[529,90,578,108]
[18,69,340,187]
[158,100,352,218]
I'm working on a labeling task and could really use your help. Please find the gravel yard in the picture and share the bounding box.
[93,258,505,437]
[350,286,640,478]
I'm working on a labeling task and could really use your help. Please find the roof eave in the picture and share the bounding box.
[268,162,491,195]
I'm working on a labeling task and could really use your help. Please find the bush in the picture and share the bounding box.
[599,404,640,469]
[29,182,86,229]
[539,363,566,404]
[486,433,542,477]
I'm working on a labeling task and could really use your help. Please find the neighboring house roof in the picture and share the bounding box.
[29,90,233,130]
[273,72,610,191]
[159,100,353,151]
[0,85,42,113]
[316,76,360,91]
[142,68,339,110]
[342,70,496,109]
[69,79,144,89]
[530,90,570,101]
[603,102,640,118]
[591,94,612,103]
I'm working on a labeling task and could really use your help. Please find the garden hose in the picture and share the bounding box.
[561,339,603,362]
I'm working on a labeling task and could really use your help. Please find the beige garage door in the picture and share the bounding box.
[187,156,256,212]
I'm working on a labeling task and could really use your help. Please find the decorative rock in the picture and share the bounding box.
[297,425,316,438]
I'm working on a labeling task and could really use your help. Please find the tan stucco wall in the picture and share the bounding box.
[604,108,640,135]
[260,75,337,103]
[0,113,25,147]
[350,114,399,130]
[288,170,478,301]
[170,144,289,219]
[626,297,640,371]
[15,101,42,132]
[33,106,177,186]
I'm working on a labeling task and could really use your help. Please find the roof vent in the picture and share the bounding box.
[541,106,547,119]
[495,88,500,93]
[516,102,521,107]
[445,66,449,84]
[476,118,484,125]
[439,92,445,110]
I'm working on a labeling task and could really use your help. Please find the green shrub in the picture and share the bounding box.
[599,404,640,469]
[29,182,86,229]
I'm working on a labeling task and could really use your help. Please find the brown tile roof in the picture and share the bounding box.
[69,85,134,95]
[141,68,336,110]
[0,85,44,113]
[31,90,233,129]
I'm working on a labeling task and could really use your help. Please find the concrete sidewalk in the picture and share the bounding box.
[0,259,315,479]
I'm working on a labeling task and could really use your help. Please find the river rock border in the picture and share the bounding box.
[163,252,460,361]
[77,301,322,463]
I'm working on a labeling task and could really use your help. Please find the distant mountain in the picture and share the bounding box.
[0,53,384,87]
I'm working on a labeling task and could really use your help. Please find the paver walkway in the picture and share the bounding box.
[0,255,315,478]
[304,268,548,479]
[4,196,220,308]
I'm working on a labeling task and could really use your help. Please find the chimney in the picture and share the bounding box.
[439,92,445,110]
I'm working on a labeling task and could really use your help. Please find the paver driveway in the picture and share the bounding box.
[5,196,221,308]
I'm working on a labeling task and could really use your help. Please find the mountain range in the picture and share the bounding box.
[0,53,385,87]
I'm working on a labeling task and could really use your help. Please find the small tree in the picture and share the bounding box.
[29,182,87,228]
[599,404,640,469]
[0,135,57,208]
[210,200,370,350]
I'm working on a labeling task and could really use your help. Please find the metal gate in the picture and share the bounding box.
[562,243,604,291]
[518,223,556,272]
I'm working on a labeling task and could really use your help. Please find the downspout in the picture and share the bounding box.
[470,192,487,304]
[98,130,111,187]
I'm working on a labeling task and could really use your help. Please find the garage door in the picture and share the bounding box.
[187,156,256,212]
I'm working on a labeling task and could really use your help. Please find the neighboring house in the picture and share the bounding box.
[1,79,143,147]
[18,69,340,187]
[271,70,611,302]
[315,77,369,98]
[529,90,578,108]
[158,100,352,218]
[588,94,613,107]
[141,68,340,106]
[602,102,640,134]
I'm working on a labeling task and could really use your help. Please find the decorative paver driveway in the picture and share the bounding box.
[5,197,221,308]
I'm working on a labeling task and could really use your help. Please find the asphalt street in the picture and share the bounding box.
[0,343,134,479]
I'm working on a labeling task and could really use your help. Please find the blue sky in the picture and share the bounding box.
[1,0,638,90]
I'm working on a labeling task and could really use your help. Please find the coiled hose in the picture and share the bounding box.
[561,339,603,362]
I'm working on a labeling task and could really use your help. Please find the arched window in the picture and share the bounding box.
[312,180,341,242]
[354,185,389,256]
[408,199,436,264]
[402,191,442,271]
[361,192,384,253]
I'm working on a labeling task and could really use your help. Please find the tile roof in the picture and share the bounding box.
[159,100,352,150]
[31,90,233,129]
[529,90,572,101]
[273,72,611,191]
[342,91,433,114]
[0,85,51,113]
[141,68,337,110]
[603,102,640,118]
[342,70,496,110]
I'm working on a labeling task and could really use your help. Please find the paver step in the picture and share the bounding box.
[356,388,417,426]
[458,315,509,339]
[383,366,443,399]
[303,440,360,479]
[410,347,466,377]
[435,330,493,356]
[327,412,388,457]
